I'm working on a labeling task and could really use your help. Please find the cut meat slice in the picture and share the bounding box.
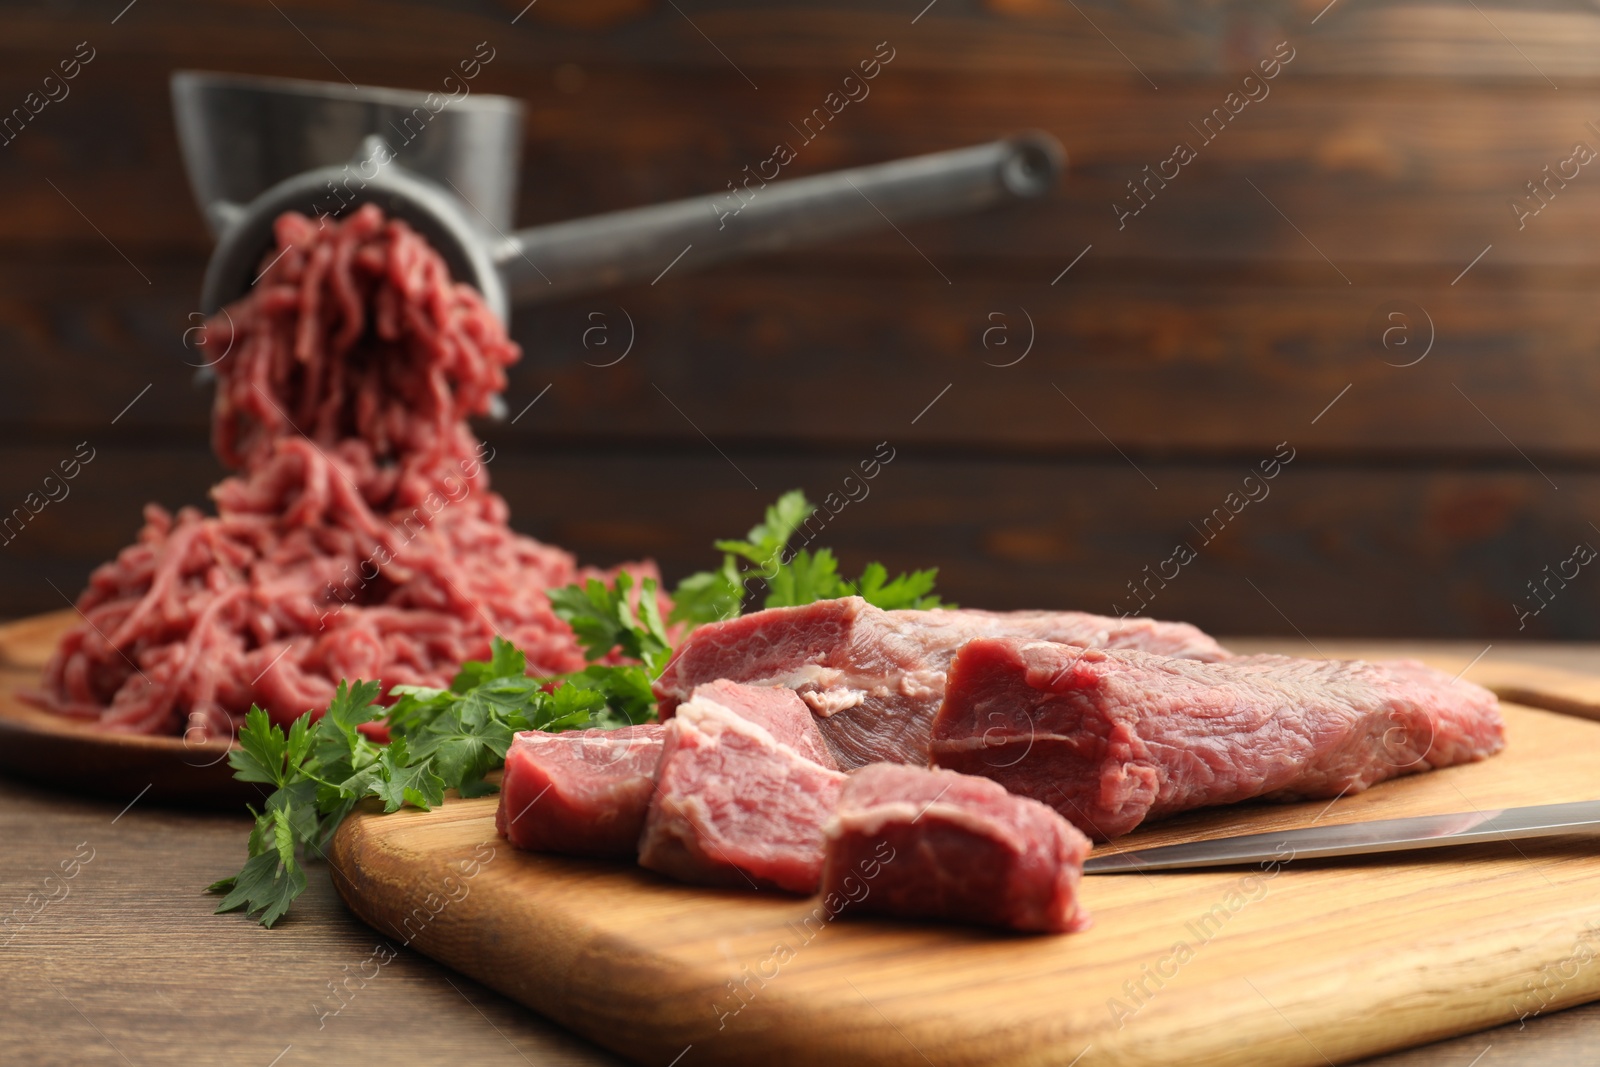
[930,638,1506,840]
[495,724,664,857]
[687,679,839,769]
[497,681,832,859]
[822,762,1092,934]
[639,693,846,893]
[654,596,1230,768]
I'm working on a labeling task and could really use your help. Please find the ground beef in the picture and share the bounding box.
[37,205,651,740]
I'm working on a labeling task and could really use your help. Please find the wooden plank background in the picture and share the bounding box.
[2,0,1599,635]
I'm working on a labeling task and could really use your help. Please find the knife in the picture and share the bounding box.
[1083,798,1600,873]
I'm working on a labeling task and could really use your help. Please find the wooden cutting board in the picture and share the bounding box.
[329,700,1600,1067]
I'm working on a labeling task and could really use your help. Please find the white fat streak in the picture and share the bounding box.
[676,693,781,746]
[825,799,1020,847]
[1018,640,1103,661]
[514,729,642,753]
[770,664,862,716]
[763,663,944,718]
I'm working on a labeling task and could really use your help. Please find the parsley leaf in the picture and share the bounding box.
[714,489,813,569]
[764,547,848,608]
[674,490,951,618]
[449,639,526,694]
[368,737,447,813]
[210,805,308,928]
[548,573,673,675]
[847,561,944,611]
[403,688,525,799]
[227,708,288,786]
[670,490,812,624]
[564,665,657,729]
[665,558,743,626]
[210,633,636,926]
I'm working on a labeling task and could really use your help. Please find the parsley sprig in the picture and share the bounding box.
[547,571,673,676]
[207,640,628,926]
[666,489,948,624]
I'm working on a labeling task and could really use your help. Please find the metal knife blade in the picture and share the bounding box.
[1083,798,1600,873]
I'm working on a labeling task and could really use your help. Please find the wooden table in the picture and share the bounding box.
[5,639,1600,1066]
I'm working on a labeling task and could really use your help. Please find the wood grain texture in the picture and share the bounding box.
[0,774,627,1067]
[15,253,1600,458]
[328,701,1600,1067]
[0,608,78,668]
[5,1,1600,81]
[9,59,1600,265]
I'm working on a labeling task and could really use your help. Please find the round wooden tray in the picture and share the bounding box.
[0,611,254,806]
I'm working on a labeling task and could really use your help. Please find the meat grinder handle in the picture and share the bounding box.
[494,132,1064,304]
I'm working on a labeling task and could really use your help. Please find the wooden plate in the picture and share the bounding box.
[0,611,252,806]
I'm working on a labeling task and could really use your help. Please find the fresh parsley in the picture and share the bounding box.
[547,572,673,676]
[668,489,948,621]
[208,641,620,927]
[667,491,812,624]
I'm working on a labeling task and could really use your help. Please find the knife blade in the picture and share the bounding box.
[1083,798,1600,873]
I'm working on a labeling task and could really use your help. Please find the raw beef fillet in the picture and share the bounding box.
[496,724,664,857]
[639,691,846,893]
[822,763,1092,934]
[930,638,1506,840]
[654,596,1230,768]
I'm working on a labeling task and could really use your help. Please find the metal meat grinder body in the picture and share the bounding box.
[171,71,1065,321]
